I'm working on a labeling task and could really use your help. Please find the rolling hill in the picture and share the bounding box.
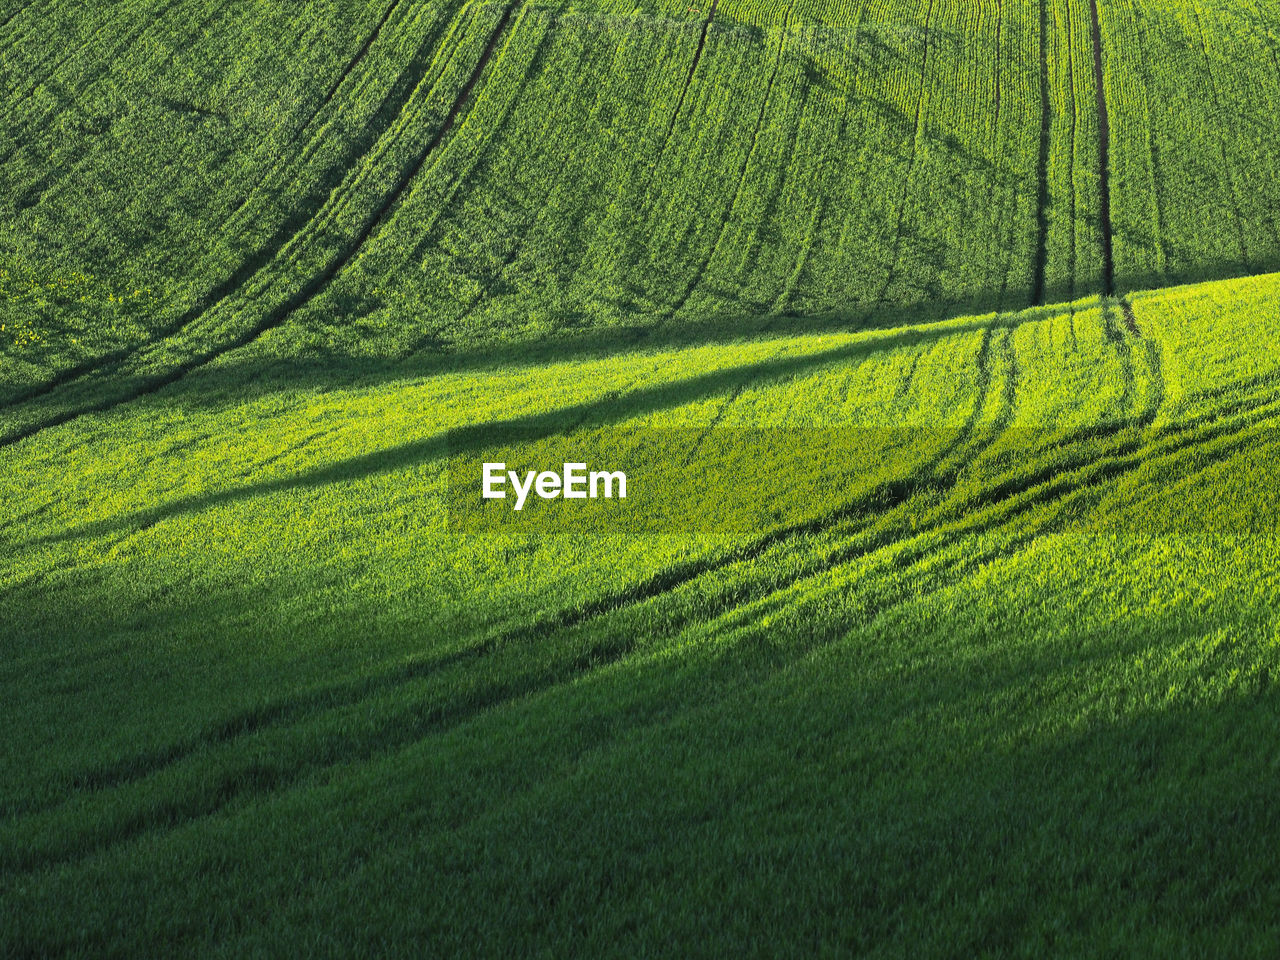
[4,0,1280,954]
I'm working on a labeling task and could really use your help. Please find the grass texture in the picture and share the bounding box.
[5,0,1280,955]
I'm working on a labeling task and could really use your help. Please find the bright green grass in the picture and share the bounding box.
[5,270,1280,954]
[6,0,1280,954]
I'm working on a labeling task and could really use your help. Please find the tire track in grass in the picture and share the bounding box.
[13,356,1280,872]
[1103,294,1163,429]
[1188,0,1253,268]
[0,0,419,411]
[771,1,874,320]
[572,4,724,338]
[680,383,745,466]
[0,0,523,451]
[1101,299,1137,414]
[877,0,937,302]
[2,498,1045,876]
[8,323,1011,820]
[1085,0,1114,297]
[412,13,636,351]
[16,303,1278,822]
[262,0,411,162]
[315,0,406,118]
[1119,296,1141,337]
[1121,295,1165,426]
[514,353,1280,673]
[658,4,845,463]
[1030,0,1051,305]
[13,375,1280,880]
[127,0,525,361]
[663,0,794,324]
[656,0,719,160]
[1,0,409,407]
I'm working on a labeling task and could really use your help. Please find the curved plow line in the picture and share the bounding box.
[876,0,937,303]
[653,0,720,169]
[397,6,610,350]
[13,364,1280,871]
[0,1,523,451]
[0,323,1015,821]
[15,365,1279,873]
[1,494,1046,879]
[0,0,457,413]
[661,0,797,327]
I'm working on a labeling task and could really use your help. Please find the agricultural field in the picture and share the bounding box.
[4,0,1280,954]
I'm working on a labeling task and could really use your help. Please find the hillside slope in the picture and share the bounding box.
[5,0,1280,955]
[4,0,1280,432]
[5,269,1280,953]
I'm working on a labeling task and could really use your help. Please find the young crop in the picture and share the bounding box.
[5,0,1280,953]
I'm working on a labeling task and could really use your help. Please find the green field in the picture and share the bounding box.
[5,0,1280,954]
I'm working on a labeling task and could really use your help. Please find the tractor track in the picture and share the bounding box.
[11,351,1280,869]
[0,0,420,414]
[1030,0,1051,305]
[664,0,794,323]
[0,0,522,452]
[1086,0,1115,296]
[878,0,938,302]
[658,0,719,156]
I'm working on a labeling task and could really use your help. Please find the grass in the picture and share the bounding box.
[5,0,1280,955]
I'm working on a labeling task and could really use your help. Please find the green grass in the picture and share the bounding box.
[5,0,1280,955]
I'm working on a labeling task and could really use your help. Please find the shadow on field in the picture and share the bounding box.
[21,305,1064,548]
[5,520,1280,953]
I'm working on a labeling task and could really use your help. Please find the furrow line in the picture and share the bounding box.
[877,0,937,302]
[0,0,457,414]
[5,325,1014,814]
[655,0,719,161]
[1030,0,1051,305]
[1086,0,1114,295]
[663,1,793,323]
[0,0,522,452]
[18,371,1280,867]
